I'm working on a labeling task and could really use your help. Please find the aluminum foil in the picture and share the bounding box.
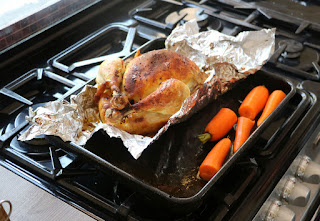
[19,20,275,159]
[165,20,275,78]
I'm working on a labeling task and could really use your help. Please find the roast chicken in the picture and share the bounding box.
[94,49,207,136]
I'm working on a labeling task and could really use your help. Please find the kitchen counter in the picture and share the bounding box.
[0,166,96,221]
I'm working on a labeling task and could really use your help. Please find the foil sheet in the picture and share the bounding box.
[165,20,275,78]
[19,21,275,159]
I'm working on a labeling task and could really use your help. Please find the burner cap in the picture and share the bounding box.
[165,11,181,25]
[165,7,208,27]
[278,40,304,53]
[207,18,223,31]
[179,8,208,24]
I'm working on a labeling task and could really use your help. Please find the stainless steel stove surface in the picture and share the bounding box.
[1,0,320,220]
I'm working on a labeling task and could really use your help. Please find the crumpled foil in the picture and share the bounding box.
[165,20,275,78]
[19,20,275,159]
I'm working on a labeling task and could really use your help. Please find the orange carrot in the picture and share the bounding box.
[233,117,255,153]
[238,85,269,120]
[198,108,237,144]
[257,90,286,127]
[199,138,231,181]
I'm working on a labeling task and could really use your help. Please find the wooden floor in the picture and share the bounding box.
[0,166,97,221]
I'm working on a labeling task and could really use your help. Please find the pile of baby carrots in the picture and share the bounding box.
[198,85,287,181]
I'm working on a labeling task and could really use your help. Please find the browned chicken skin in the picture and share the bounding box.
[95,49,207,136]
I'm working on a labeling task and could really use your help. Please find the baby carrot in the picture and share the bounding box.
[199,138,231,181]
[238,85,269,120]
[257,90,286,127]
[233,117,255,153]
[198,108,237,144]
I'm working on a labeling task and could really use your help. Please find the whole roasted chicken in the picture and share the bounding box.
[94,49,207,136]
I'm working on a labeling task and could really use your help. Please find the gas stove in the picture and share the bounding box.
[1,0,320,220]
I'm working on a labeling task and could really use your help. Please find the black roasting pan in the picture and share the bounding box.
[46,38,297,213]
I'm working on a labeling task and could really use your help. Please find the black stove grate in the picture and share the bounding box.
[128,0,320,81]
[49,22,153,74]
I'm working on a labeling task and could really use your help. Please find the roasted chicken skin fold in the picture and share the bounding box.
[95,49,207,136]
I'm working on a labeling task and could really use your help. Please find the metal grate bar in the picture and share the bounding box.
[43,70,76,88]
[0,88,33,105]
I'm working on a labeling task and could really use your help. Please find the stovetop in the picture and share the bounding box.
[1,0,320,220]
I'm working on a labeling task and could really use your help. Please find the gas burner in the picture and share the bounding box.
[290,0,320,6]
[279,39,304,52]
[281,51,301,59]
[16,112,48,147]
[268,38,320,80]
[297,48,319,71]
[165,7,209,27]
[278,41,320,72]
[279,39,304,59]
[207,18,223,32]
[5,103,53,156]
